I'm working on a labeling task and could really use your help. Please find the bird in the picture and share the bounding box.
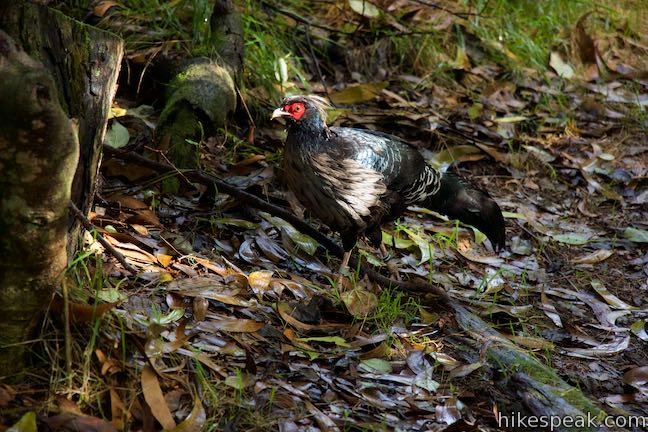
[271,95,505,276]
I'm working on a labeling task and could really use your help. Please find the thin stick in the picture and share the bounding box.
[69,201,138,275]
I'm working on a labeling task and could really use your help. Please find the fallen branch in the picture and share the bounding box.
[103,146,449,299]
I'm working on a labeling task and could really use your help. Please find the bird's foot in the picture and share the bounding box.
[385,261,400,281]
[378,244,400,280]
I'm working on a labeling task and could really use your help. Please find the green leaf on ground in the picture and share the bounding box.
[624,227,648,243]
[105,121,130,148]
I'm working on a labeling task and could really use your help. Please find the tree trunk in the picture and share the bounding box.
[0,1,122,375]
[0,30,79,376]
[0,0,123,251]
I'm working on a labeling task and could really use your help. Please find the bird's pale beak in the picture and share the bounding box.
[271,107,291,120]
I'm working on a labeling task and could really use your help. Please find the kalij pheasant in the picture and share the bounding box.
[271,95,505,272]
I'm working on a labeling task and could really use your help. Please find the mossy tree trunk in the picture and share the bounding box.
[155,0,243,168]
[0,0,123,251]
[0,1,122,376]
[0,30,79,376]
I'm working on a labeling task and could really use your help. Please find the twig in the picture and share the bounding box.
[69,201,139,275]
[409,0,477,19]
[103,145,342,253]
[102,146,450,299]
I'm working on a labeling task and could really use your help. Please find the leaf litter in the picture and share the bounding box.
[5,1,648,431]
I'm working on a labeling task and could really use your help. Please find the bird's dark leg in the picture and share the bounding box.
[368,228,399,280]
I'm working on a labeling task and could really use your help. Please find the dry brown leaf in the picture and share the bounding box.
[572,12,598,67]
[192,296,208,321]
[341,288,378,317]
[177,349,227,377]
[303,400,340,431]
[277,303,346,332]
[166,394,206,432]
[359,341,390,360]
[95,349,121,376]
[192,258,228,276]
[248,270,273,297]
[549,51,575,79]
[108,194,162,227]
[572,249,613,264]
[94,1,118,17]
[50,297,119,322]
[156,254,173,268]
[456,246,504,265]
[42,414,117,432]
[507,335,555,350]
[141,365,176,430]
[109,388,127,430]
[198,318,264,333]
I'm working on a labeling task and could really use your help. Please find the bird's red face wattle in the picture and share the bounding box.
[284,102,306,120]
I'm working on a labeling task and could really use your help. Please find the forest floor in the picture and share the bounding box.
[1,1,648,431]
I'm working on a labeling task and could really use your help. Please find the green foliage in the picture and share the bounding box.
[368,289,420,332]
[194,360,280,431]
[241,1,311,108]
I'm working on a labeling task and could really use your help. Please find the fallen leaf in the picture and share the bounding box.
[572,249,613,264]
[8,412,37,432]
[342,288,378,317]
[624,227,648,243]
[630,320,648,341]
[198,319,264,333]
[141,366,175,430]
[50,297,120,322]
[549,232,591,245]
[248,270,273,297]
[329,82,388,104]
[448,362,483,379]
[549,51,575,79]
[359,358,392,374]
[622,366,648,389]
[167,394,206,432]
[260,212,319,255]
[456,247,504,265]
[298,336,351,348]
[494,115,528,123]
[590,279,636,310]
[348,0,380,18]
[562,335,629,358]
[105,121,130,149]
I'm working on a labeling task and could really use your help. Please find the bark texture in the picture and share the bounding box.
[0,1,122,375]
[0,31,79,375]
[0,0,123,248]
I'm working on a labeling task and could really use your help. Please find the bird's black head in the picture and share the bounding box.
[271,95,330,132]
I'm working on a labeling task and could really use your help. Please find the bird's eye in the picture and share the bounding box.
[293,104,303,112]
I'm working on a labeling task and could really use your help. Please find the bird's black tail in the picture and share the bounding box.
[423,172,506,250]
